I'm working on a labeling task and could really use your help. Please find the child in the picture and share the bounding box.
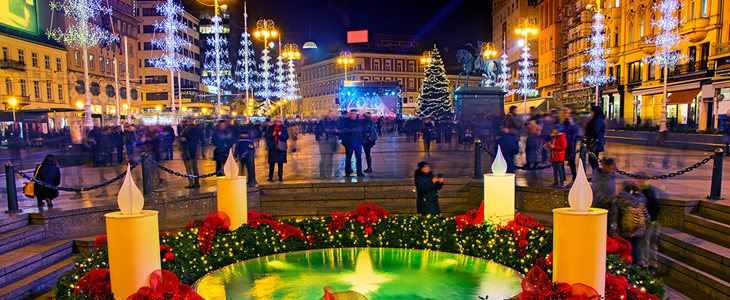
[234,130,255,177]
[549,125,567,187]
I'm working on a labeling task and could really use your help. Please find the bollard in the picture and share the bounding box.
[5,163,21,213]
[474,140,482,179]
[247,144,257,184]
[579,142,588,174]
[708,148,724,200]
[141,153,152,196]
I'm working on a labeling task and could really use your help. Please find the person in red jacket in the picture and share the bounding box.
[549,124,567,187]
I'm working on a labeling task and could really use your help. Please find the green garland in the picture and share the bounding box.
[54,215,663,299]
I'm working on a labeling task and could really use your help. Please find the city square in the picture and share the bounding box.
[1,0,730,299]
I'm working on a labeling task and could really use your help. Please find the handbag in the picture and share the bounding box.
[23,165,42,198]
[276,140,288,151]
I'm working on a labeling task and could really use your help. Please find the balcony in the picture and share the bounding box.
[0,60,26,71]
[640,39,656,55]
[680,18,710,43]
[1,95,30,108]
[711,42,730,58]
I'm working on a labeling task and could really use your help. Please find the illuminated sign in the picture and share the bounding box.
[1,0,39,34]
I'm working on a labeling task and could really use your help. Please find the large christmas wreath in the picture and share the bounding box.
[55,203,663,300]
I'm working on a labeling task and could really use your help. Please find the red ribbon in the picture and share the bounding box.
[513,266,600,300]
[326,202,389,235]
[607,234,633,264]
[73,268,111,300]
[247,210,307,241]
[185,211,231,254]
[127,270,204,300]
[455,200,485,231]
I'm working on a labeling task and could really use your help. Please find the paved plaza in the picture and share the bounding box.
[1,132,727,214]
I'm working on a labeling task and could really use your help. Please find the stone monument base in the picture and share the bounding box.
[453,86,506,122]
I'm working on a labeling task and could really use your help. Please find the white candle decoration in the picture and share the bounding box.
[568,159,593,212]
[118,164,144,215]
[492,145,507,176]
[224,148,239,179]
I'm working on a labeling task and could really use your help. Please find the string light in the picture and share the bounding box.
[496,53,513,95]
[47,0,117,49]
[515,42,536,97]
[149,0,193,72]
[643,0,688,68]
[202,15,234,94]
[235,29,257,92]
[274,52,287,99]
[579,9,615,91]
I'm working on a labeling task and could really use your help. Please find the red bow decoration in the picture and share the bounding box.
[605,273,660,300]
[512,266,600,300]
[319,286,369,300]
[93,235,107,252]
[327,202,389,235]
[607,234,633,264]
[248,210,308,242]
[185,211,231,254]
[127,270,204,300]
[499,214,544,257]
[160,244,174,261]
[73,268,111,300]
[455,200,485,231]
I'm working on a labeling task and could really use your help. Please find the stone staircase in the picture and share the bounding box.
[0,214,89,300]
[257,179,478,219]
[657,200,730,299]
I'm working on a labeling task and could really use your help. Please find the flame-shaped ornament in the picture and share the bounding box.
[223,148,239,179]
[568,159,593,212]
[118,164,144,215]
[491,145,507,176]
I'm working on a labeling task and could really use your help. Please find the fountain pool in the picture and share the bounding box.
[193,248,523,300]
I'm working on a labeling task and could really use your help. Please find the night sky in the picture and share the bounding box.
[243,0,493,54]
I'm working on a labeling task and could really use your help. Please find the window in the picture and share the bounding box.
[5,78,12,94]
[691,2,695,20]
[74,51,80,66]
[550,36,554,50]
[19,79,26,96]
[614,33,620,47]
[373,60,380,71]
[18,49,24,63]
[33,81,40,98]
[99,57,105,72]
[396,62,402,72]
[628,23,634,43]
[408,62,414,72]
[130,65,134,77]
[58,84,64,101]
[89,54,95,69]
[44,55,50,69]
[628,61,642,83]
[408,78,414,89]
[106,59,111,73]
[46,82,53,100]
[2,47,7,60]
[128,44,133,57]
[701,0,707,18]
[640,19,644,38]
[385,61,391,71]
[651,15,656,35]
[648,61,656,80]
[31,52,38,67]
[56,57,62,71]
[615,0,620,7]
[119,61,124,75]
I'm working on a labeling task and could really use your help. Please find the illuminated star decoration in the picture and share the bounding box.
[235,29,257,93]
[515,41,536,97]
[202,14,234,91]
[149,0,194,72]
[285,55,300,101]
[496,53,513,95]
[579,10,614,89]
[47,0,118,49]
[642,0,688,68]
[274,52,287,99]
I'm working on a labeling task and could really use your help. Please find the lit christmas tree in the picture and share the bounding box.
[150,0,194,126]
[274,48,287,100]
[283,44,301,110]
[580,8,614,106]
[644,0,687,132]
[235,3,256,106]
[496,53,513,95]
[414,45,451,119]
[47,0,117,130]
[255,44,275,114]
[515,41,536,99]
[202,11,233,120]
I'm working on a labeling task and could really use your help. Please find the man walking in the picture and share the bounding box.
[338,109,365,177]
[180,120,202,188]
[317,111,338,178]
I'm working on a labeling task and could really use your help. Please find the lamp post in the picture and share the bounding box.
[421,50,432,65]
[337,50,354,82]
[213,0,228,121]
[155,105,162,124]
[7,97,17,135]
[482,42,498,86]
[254,19,277,116]
[515,17,538,115]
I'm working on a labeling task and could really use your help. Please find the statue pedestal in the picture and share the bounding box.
[453,86,506,122]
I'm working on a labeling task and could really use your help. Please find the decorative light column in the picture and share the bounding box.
[235,1,256,116]
[254,19,277,116]
[48,0,117,130]
[644,0,687,132]
[514,17,538,115]
[274,36,286,116]
[203,0,232,120]
[283,44,301,116]
[580,3,615,106]
[496,53,513,95]
[337,50,354,82]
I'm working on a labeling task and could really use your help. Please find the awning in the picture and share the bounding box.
[668,89,701,105]
[631,81,701,96]
[504,98,566,114]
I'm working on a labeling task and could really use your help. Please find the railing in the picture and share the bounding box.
[669,60,714,76]
[712,42,730,57]
[0,60,26,71]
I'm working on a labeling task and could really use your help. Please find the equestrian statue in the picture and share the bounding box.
[456,41,502,87]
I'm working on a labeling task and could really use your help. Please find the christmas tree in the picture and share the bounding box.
[415,45,451,119]
[496,53,513,95]
[580,8,614,105]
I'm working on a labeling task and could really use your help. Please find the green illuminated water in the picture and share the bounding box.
[194,248,522,300]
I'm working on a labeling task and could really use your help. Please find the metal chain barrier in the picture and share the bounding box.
[148,158,223,179]
[14,159,141,192]
[588,152,714,180]
[477,144,561,170]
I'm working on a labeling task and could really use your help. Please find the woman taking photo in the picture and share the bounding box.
[34,154,61,208]
[414,161,443,216]
[265,116,289,181]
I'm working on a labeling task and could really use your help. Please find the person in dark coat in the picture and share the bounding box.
[161,125,175,160]
[87,126,102,167]
[111,127,125,164]
[495,127,520,173]
[338,109,365,177]
[265,116,289,181]
[34,154,61,207]
[212,121,236,174]
[362,112,378,173]
[180,120,202,188]
[421,118,436,153]
[414,161,443,216]
[585,105,606,170]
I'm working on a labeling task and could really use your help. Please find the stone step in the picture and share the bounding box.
[0,214,29,235]
[683,213,730,247]
[0,225,45,254]
[657,252,730,299]
[0,255,77,300]
[258,203,479,220]
[260,197,469,208]
[698,201,730,226]
[260,191,470,207]
[659,227,730,284]
[0,239,74,287]
[259,183,468,195]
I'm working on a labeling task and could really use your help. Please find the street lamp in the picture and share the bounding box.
[337,50,354,82]
[483,42,498,59]
[515,17,538,115]
[421,51,432,64]
[7,97,17,136]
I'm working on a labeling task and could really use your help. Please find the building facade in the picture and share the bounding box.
[493,0,540,104]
